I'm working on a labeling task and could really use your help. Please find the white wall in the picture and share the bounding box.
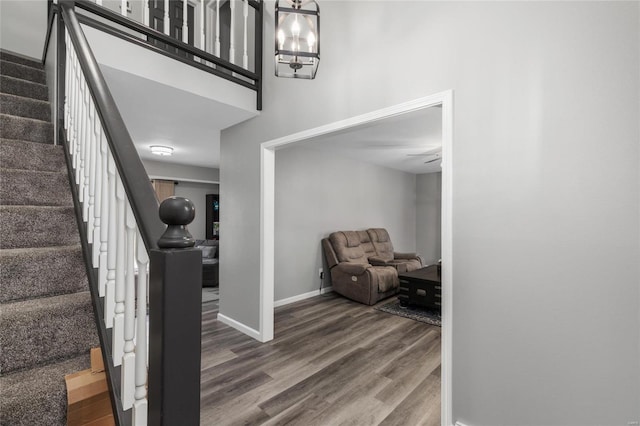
[274,145,417,301]
[220,2,640,425]
[416,172,441,265]
[0,0,48,60]
[175,181,219,241]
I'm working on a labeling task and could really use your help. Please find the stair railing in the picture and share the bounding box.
[51,2,203,425]
[73,0,263,110]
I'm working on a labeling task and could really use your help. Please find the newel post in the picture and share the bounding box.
[148,197,202,426]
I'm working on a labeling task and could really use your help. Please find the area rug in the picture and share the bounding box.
[202,287,220,303]
[375,299,441,327]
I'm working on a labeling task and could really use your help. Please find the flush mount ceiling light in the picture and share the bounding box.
[275,0,320,79]
[150,145,174,156]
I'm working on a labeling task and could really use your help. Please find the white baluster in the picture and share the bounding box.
[121,203,137,409]
[92,124,102,266]
[82,84,91,221]
[104,152,117,327]
[71,61,81,168]
[242,0,248,69]
[67,43,76,149]
[182,0,188,43]
[133,233,149,425]
[98,132,109,297]
[121,0,127,16]
[215,0,220,56]
[113,175,126,366]
[64,31,71,134]
[76,80,86,205]
[144,0,149,26]
[229,0,235,64]
[87,102,98,244]
[200,0,205,51]
[164,0,170,35]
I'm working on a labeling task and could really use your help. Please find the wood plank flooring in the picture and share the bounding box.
[200,293,441,426]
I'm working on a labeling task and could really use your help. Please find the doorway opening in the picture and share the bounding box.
[259,91,454,424]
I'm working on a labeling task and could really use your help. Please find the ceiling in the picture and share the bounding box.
[102,63,441,174]
[294,106,443,174]
[101,65,256,169]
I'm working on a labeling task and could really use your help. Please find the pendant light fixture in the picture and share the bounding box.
[275,0,320,79]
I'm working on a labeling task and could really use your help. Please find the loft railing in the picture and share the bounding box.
[73,0,263,109]
[47,2,204,425]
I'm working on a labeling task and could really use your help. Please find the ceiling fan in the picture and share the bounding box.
[406,147,442,164]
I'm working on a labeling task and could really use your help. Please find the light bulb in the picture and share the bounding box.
[307,31,315,49]
[291,17,300,37]
[277,29,285,48]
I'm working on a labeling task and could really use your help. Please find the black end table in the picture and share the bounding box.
[398,265,441,311]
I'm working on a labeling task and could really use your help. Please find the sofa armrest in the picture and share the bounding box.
[335,263,371,275]
[368,256,391,266]
[394,252,419,260]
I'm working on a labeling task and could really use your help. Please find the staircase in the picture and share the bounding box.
[0,51,99,425]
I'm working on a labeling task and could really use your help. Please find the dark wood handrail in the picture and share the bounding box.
[60,0,165,252]
[74,0,259,83]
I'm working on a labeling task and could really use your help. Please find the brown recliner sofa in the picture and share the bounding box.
[321,228,423,305]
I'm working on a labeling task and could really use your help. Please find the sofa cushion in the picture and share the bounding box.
[358,230,376,258]
[329,231,368,264]
[367,228,395,261]
[200,246,216,258]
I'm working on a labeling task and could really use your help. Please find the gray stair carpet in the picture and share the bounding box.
[0,50,98,426]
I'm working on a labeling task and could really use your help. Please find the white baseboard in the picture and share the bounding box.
[217,313,261,340]
[455,422,470,426]
[274,286,333,308]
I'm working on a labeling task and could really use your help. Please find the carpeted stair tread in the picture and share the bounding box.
[0,114,53,144]
[0,206,79,249]
[0,168,72,206]
[0,93,51,121]
[0,50,43,70]
[0,291,98,374]
[0,75,48,101]
[0,354,89,426]
[0,245,87,303]
[0,60,46,85]
[0,139,66,172]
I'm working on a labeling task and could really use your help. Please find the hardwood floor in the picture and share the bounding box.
[200,293,441,426]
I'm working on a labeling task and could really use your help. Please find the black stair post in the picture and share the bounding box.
[148,196,202,425]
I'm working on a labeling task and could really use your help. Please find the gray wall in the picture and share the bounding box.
[175,181,219,241]
[274,145,417,301]
[416,172,441,265]
[0,0,48,60]
[220,2,640,425]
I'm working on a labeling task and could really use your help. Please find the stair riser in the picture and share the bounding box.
[0,139,66,172]
[0,75,48,101]
[0,247,88,303]
[0,292,98,374]
[0,93,51,121]
[0,61,46,85]
[0,51,43,69]
[0,207,80,249]
[0,114,53,144]
[0,169,72,206]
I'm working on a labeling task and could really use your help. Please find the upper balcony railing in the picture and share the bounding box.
[71,0,263,109]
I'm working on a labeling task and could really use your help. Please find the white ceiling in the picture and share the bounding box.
[293,106,443,174]
[102,63,441,174]
[101,65,256,169]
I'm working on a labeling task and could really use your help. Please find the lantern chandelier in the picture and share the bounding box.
[275,0,320,79]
